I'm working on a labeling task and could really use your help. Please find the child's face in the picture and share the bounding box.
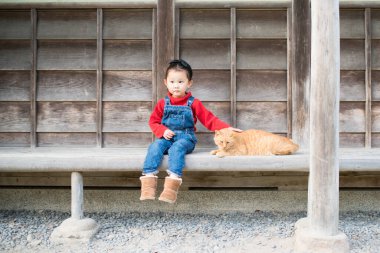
[164,69,192,98]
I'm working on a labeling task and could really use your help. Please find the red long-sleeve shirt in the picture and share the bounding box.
[149,92,230,138]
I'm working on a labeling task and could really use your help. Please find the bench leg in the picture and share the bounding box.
[50,172,99,244]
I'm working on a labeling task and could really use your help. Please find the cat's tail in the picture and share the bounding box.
[273,140,299,155]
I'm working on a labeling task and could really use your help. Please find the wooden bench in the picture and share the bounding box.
[1,147,380,243]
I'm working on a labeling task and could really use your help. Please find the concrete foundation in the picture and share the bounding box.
[294,218,350,253]
[0,189,379,213]
[50,217,99,244]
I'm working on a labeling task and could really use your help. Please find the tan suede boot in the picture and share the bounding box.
[159,177,182,203]
[140,175,158,200]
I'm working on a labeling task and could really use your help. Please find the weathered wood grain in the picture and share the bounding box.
[340,102,366,132]
[37,71,97,101]
[0,102,30,132]
[372,133,380,147]
[102,101,151,132]
[373,70,380,100]
[194,132,215,147]
[340,133,365,147]
[37,40,96,70]
[237,10,287,38]
[372,39,380,69]
[103,71,152,101]
[340,9,365,39]
[340,39,365,70]
[0,71,30,101]
[340,71,365,101]
[0,11,30,39]
[103,9,152,39]
[0,133,30,147]
[195,101,231,132]
[180,39,230,69]
[237,70,287,101]
[37,10,97,39]
[237,39,287,69]
[236,102,287,132]
[372,102,380,131]
[103,40,152,70]
[37,102,96,132]
[103,132,152,147]
[0,40,31,70]
[372,9,380,39]
[180,9,230,39]
[38,133,96,147]
[190,70,230,101]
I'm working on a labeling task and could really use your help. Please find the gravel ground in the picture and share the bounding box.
[0,210,379,253]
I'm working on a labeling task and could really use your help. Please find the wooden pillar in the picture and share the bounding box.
[291,0,310,149]
[294,0,349,251]
[71,172,84,220]
[157,0,175,99]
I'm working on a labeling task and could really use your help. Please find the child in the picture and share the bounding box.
[140,59,241,203]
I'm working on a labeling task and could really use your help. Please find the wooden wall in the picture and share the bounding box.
[1,4,380,148]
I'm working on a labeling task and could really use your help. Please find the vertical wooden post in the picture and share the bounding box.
[30,9,37,148]
[71,172,84,220]
[157,0,175,99]
[294,0,349,251]
[291,0,310,148]
[365,8,372,148]
[96,8,103,148]
[230,8,237,127]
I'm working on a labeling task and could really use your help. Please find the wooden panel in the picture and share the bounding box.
[237,40,287,69]
[195,102,230,132]
[180,40,230,69]
[372,133,380,147]
[0,71,30,101]
[102,102,151,132]
[236,102,287,132]
[103,40,152,70]
[237,70,287,101]
[103,9,152,39]
[340,39,365,70]
[372,10,380,39]
[37,71,96,101]
[340,10,365,38]
[103,132,152,147]
[180,9,230,39]
[339,133,365,147]
[0,11,30,39]
[37,40,96,70]
[372,102,380,132]
[237,10,287,38]
[339,102,365,132]
[0,40,31,70]
[190,70,230,101]
[194,132,215,148]
[37,102,96,132]
[103,71,152,101]
[373,70,380,101]
[0,102,30,132]
[340,70,365,101]
[0,133,30,147]
[38,133,96,147]
[37,10,97,39]
[372,39,380,69]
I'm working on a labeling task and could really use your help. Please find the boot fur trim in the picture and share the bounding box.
[159,177,182,204]
[140,175,158,201]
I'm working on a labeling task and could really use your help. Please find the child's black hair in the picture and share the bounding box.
[165,59,193,81]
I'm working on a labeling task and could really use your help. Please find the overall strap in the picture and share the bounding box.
[164,96,171,106]
[187,96,195,107]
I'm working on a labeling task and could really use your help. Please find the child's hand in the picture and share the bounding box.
[228,127,243,132]
[163,129,175,140]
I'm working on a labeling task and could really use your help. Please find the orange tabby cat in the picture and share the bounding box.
[211,128,299,157]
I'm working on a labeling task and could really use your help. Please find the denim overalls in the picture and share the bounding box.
[142,96,197,177]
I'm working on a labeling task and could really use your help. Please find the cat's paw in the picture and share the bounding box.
[210,150,218,155]
[216,152,225,158]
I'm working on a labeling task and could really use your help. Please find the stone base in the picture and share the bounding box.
[294,218,349,253]
[50,217,99,244]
